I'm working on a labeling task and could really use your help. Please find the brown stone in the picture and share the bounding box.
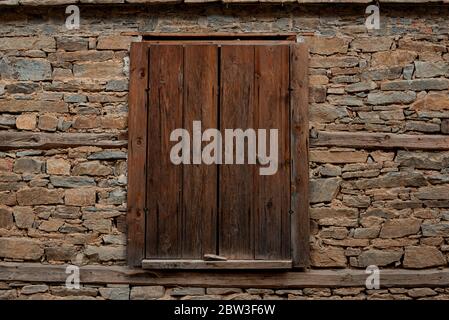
[0,238,43,261]
[0,159,13,172]
[351,37,393,53]
[305,37,349,55]
[13,206,35,229]
[46,158,70,176]
[0,205,14,229]
[0,100,67,113]
[16,114,37,130]
[416,186,449,200]
[45,245,77,261]
[310,150,368,164]
[65,188,96,206]
[73,61,123,78]
[310,246,346,268]
[16,188,64,206]
[38,114,58,132]
[371,50,417,67]
[411,92,449,111]
[97,35,134,50]
[72,161,112,176]
[39,219,64,232]
[380,218,422,238]
[310,207,358,219]
[403,246,446,269]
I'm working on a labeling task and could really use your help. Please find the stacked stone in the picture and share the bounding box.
[0,3,449,300]
[2,284,449,300]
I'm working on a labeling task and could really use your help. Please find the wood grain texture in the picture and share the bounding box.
[127,42,149,267]
[0,132,126,150]
[146,45,184,259]
[290,43,310,268]
[182,45,218,258]
[219,45,256,260]
[311,131,449,150]
[142,259,292,269]
[3,262,449,289]
[254,45,290,260]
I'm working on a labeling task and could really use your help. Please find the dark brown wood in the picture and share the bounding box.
[311,131,449,150]
[127,42,149,267]
[254,45,291,260]
[142,260,292,269]
[0,132,126,150]
[4,262,449,289]
[124,32,297,42]
[290,43,310,268]
[146,45,184,259]
[219,45,255,260]
[182,45,218,258]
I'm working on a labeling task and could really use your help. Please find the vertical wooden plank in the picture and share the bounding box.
[290,43,310,268]
[146,45,184,259]
[219,45,255,259]
[182,45,218,258]
[254,45,291,260]
[127,42,149,267]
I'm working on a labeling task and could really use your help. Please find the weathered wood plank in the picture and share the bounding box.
[310,131,449,150]
[0,132,127,150]
[182,45,218,258]
[254,45,291,260]
[146,45,184,259]
[219,45,256,260]
[290,43,310,268]
[3,263,449,289]
[127,42,149,267]
[142,260,292,269]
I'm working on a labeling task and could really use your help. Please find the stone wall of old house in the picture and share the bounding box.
[1,3,449,299]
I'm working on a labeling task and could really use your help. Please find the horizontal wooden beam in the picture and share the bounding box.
[0,132,127,150]
[2,262,449,288]
[142,260,292,269]
[310,131,449,150]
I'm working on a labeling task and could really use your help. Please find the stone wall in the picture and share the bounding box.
[1,3,449,299]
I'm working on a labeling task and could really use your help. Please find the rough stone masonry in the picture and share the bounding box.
[1,2,449,299]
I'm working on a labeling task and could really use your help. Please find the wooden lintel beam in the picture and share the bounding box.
[310,131,449,151]
[0,132,127,150]
[2,262,449,288]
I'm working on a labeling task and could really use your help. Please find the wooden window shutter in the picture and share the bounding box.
[127,40,309,269]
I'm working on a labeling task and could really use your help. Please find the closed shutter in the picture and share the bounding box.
[128,39,309,269]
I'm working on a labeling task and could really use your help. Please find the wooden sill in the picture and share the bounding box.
[141,259,293,270]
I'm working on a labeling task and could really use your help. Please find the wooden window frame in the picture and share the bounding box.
[127,35,310,269]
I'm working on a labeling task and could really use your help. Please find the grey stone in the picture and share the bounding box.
[50,176,96,188]
[416,186,449,200]
[367,91,416,105]
[405,121,440,133]
[354,172,427,189]
[99,287,130,300]
[88,151,127,160]
[13,158,43,174]
[421,222,449,236]
[171,287,206,296]
[106,79,128,92]
[14,59,52,81]
[361,67,402,81]
[309,178,342,203]
[357,249,403,267]
[64,94,87,103]
[415,61,449,78]
[130,286,165,300]
[396,150,449,170]
[5,82,40,94]
[21,285,49,295]
[345,81,377,93]
[403,64,414,80]
[381,79,449,91]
